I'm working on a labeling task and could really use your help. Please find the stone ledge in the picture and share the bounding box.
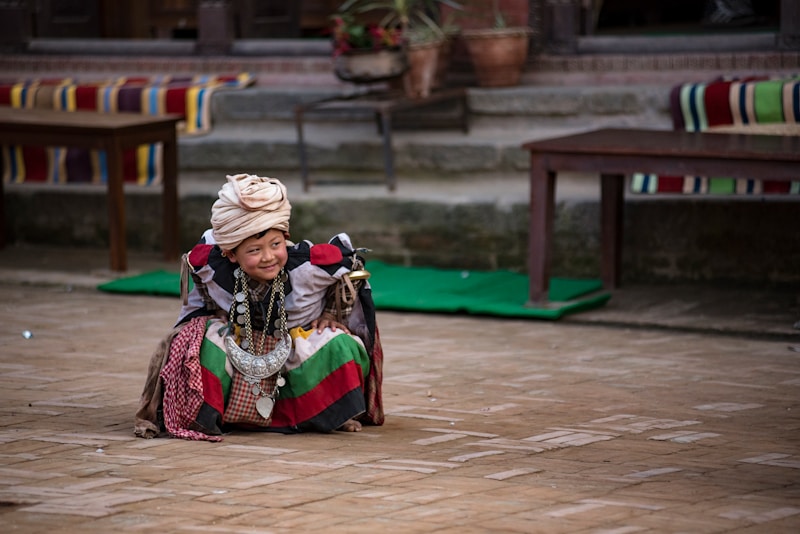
[3,186,797,285]
[207,85,674,122]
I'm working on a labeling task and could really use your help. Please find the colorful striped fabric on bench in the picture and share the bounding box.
[631,76,800,195]
[0,74,254,185]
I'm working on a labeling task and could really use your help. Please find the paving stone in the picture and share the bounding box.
[1,273,799,532]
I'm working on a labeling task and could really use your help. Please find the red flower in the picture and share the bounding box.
[330,15,404,57]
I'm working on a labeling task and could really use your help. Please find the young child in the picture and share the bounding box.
[135,174,383,441]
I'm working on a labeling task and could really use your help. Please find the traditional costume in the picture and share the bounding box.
[135,174,383,441]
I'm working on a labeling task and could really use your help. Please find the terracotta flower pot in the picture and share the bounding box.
[461,27,531,88]
[402,39,443,99]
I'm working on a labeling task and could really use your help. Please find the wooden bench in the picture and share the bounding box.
[522,127,800,304]
[0,107,182,272]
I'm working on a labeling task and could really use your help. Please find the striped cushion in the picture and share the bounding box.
[0,74,254,185]
[631,76,800,195]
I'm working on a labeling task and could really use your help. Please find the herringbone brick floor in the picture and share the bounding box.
[1,279,799,533]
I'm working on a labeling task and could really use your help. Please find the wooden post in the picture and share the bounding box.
[544,0,579,55]
[105,135,127,272]
[779,0,800,50]
[196,0,234,55]
[527,153,556,304]
[0,0,31,51]
[600,173,624,289]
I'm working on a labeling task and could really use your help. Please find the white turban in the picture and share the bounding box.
[210,174,292,251]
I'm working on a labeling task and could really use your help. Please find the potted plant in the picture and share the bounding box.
[402,25,447,98]
[459,0,532,87]
[336,0,463,98]
[330,14,408,84]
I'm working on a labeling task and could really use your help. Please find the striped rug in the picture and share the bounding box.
[1,74,253,185]
[631,76,800,195]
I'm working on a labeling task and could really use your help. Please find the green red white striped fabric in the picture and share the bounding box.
[631,76,800,195]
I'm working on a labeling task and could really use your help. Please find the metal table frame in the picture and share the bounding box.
[295,88,469,191]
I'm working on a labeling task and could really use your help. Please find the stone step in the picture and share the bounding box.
[208,85,672,123]
[182,84,673,175]
[2,48,797,88]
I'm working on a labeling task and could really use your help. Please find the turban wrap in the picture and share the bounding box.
[210,174,292,251]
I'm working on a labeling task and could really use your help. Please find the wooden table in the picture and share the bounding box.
[0,107,182,272]
[522,128,800,304]
[295,88,469,192]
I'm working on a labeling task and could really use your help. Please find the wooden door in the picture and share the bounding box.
[301,0,340,36]
[148,0,198,38]
[34,0,101,38]
[237,0,301,38]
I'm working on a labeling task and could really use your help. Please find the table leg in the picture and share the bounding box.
[600,173,624,289]
[0,164,5,249]
[379,110,396,192]
[527,154,555,304]
[105,137,127,272]
[162,132,179,263]
[295,107,310,192]
[459,92,470,134]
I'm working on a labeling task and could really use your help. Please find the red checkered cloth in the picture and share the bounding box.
[160,316,223,442]
[223,333,280,428]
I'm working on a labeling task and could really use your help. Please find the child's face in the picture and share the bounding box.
[226,229,288,284]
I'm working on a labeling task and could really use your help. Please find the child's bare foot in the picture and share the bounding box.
[338,419,362,432]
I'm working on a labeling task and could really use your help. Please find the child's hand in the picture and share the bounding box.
[311,313,350,334]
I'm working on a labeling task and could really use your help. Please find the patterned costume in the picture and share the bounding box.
[134,231,384,440]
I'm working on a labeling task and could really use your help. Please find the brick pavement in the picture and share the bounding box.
[1,282,799,533]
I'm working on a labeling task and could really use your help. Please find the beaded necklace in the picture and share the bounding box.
[224,267,291,419]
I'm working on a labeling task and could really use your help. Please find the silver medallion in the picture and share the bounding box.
[224,332,292,379]
[277,376,286,387]
[256,396,274,419]
[236,315,246,325]
[237,304,247,314]
[241,339,250,349]
[235,292,246,302]
[251,384,261,396]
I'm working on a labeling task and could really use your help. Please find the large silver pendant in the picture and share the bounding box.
[256,396,275,419]
[224,332,292,379]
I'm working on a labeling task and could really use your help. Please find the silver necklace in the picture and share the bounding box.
[224,267,291,420]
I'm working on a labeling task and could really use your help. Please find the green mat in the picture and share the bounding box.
[97,261,610,320]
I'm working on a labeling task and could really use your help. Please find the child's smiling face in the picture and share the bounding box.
[226,229,288,283]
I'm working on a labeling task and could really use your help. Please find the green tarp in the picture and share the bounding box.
[98,261,610,320]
